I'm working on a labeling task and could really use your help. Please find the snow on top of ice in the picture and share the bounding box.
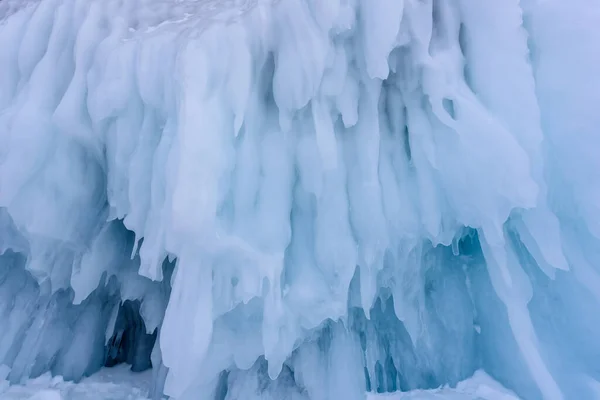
[123,0,280,35]
[0,0,37,20]
[0,0,277,34]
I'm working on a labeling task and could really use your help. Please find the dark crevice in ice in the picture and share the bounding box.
[104,301,157,372]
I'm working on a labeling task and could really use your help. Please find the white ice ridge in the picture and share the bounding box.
[1,0,600,399]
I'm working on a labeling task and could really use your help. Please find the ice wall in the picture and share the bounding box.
[1,0,600,399]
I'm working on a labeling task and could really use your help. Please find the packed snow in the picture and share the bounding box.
[0,365,153,400]
[0,367,518,400]
[1,0,600,399]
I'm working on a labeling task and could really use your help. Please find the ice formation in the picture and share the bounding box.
[1,0,599,399]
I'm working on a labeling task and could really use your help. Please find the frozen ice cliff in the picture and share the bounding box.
[1,0,600,399]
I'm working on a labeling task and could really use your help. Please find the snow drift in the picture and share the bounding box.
[1,0,600,399]
[0,366,521,400]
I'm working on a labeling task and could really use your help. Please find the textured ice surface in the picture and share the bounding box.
[1,0,600,399]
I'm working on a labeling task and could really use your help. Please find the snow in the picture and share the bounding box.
[366,371,520,400]
[0,367,517,400]
[1,0,600,399]
[0,365,152,400]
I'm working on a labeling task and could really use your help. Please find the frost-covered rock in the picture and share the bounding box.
[1,0,600,399]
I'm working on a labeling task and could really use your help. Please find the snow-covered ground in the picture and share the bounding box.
[366,371,520,400]
[0,365,153,400]
[1,367,518,400]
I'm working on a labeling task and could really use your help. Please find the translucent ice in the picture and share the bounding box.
[1,0,600,399]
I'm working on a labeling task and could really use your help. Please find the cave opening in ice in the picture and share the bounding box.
[104,299,157,372]
[0,215,171,385]
[2,0,600,399]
